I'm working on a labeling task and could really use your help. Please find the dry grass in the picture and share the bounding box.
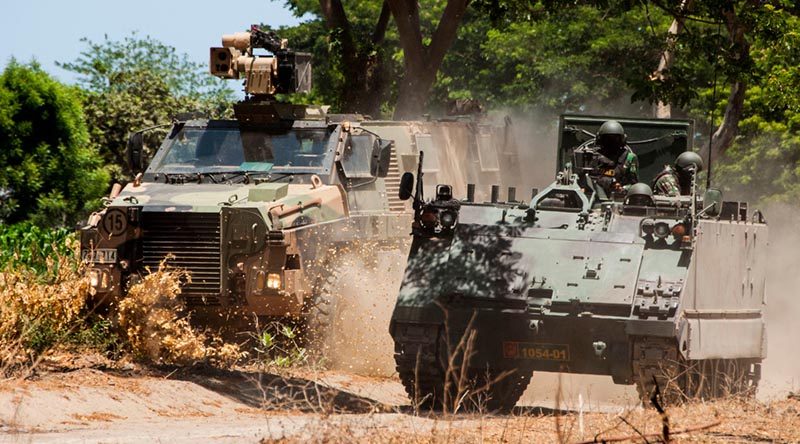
[259,396,800,443]
[0,248,90,375]
[117,265,242,366]
[0,246,243,375]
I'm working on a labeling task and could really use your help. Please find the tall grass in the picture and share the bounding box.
[0,223,243,374]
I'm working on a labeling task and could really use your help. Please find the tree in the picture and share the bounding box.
[388,0,470,119]
[59,34,234,178]
[710,9,800,202]
[0,61,110,226]
[279,1,399,116]
[641,0,797,161]
[282,0,474,118]
[431,1,669,115]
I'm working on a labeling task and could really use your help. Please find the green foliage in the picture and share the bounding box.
[431,1,670,114]
[59,34,234,178]
[67,316,123,357]
[253,321,308,368]
[0,222,76,279]
[0,61,110,226]
[713,10,800,203]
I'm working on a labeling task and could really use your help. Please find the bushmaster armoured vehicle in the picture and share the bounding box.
[390,115,768,411]
[79,27,522,330]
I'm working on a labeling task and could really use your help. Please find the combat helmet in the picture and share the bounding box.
[596,120,627,150]
[625,182,654,206]
[675,151,704,172]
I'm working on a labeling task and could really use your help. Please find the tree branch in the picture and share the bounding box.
[319,0,359,66]
[427,0,470,72]
[388,0,427,70]
[653,0,694,118]
[707,1,752,161]
[372,0,392,45]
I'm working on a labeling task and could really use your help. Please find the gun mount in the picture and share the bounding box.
[210,25,312,97]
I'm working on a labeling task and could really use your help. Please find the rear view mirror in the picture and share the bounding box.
[127,132,145,173]
[399,173,414,201]
[703,188,723,217]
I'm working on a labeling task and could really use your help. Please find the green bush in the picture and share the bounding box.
[0,222,76,278]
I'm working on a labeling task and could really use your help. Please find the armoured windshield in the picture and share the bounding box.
[149,122,333,174]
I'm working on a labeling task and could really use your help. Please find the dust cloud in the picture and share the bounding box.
[322,246,409,377]
[758,203,800,398]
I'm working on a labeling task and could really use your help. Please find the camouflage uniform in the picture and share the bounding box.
[593,145,639,194]
[652,165,681,196]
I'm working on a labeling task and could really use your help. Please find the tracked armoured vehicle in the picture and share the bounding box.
[390,115,768,411]
[79,27,521,332]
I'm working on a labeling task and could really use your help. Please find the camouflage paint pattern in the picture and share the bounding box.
[80,110,525,319]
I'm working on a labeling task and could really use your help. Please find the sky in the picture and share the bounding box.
[0,0,303,84]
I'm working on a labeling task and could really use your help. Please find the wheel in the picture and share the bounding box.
[635,351,761,405]
[395,328,532,413]
[397,361,531,413]
[302,269,341,356]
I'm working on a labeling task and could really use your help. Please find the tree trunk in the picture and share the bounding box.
[389,0,470,120]
[653,0,694,118]
[708,80,746,162]
[319,0,391,116]
[703,1,754,163]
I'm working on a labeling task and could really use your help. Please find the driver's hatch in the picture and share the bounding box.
[558,114,693,185]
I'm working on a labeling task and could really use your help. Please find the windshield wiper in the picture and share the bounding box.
[162,171,299,185]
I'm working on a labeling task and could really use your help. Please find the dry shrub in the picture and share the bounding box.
[117,265,242,366]
[0,252,89,371]
[0,244,242,371]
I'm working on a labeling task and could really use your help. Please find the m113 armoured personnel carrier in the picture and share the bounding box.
[390,115,767,411]
[79,27,521,333]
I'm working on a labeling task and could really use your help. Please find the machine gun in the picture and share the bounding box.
[210,25,312,97]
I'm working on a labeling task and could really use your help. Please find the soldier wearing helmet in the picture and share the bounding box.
[653,151,704,196]
[589,120,639,195]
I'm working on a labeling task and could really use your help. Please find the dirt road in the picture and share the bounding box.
[2,360,799,443]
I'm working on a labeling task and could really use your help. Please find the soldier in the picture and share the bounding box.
[591,120,639,195]
[652,151,704,196]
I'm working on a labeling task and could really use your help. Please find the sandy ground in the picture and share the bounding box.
[1,358,799,443]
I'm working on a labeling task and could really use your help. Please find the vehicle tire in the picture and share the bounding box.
[635,357,761,405]
[397,362,531,413]
[302,267,341,357]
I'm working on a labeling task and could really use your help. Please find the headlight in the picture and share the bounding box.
[641,219,655,235]
[654,221,671,239]
[266,273,282,290]
[89,269,101,287]
[418,205,459,233]
[87,268,110,290]
[439,210,457,228]
[420,209,439,228]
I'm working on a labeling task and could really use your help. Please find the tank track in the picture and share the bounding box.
[632,337,761,405]
[395,336,531,413]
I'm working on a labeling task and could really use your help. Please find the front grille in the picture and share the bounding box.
[140,212,222,303]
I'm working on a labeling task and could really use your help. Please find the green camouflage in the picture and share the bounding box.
[653,166,681,196]
[390,115,768,411]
